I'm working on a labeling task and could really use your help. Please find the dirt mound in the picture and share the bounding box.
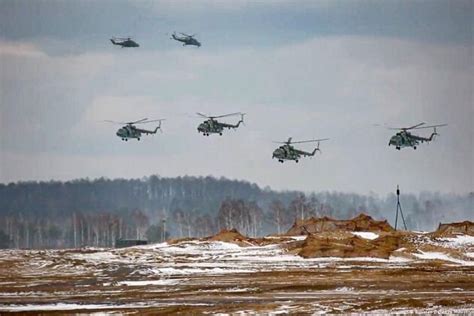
[286,213,394,235]
[298,233,406,259]
[432,221,474,237]
[205,228,257,246]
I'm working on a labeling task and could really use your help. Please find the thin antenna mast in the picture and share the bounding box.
[394,185,407,230]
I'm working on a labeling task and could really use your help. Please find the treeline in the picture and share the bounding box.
[0,176,472,249]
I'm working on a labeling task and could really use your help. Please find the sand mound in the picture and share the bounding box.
[432,221,474,237]
[298,233,405,259]
[287,213,394,235]
[205,228,257,246]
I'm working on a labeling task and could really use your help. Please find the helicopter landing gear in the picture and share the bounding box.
[413,146,417,150]
[295,160,299,163]
[396,146,400,150]
[279,160,284,163]
[219,133,222,136]
[125,139,128,141]
[137,138,140,141]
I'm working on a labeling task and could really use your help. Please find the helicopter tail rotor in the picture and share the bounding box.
[239,113,246,126]
[312,141,322,156]
[429,127,439,141]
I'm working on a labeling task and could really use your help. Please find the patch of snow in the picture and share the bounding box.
[334,287,354,292]
[439,235,474,247]
[352,232,379,240]
[116,279,179,286]
[150,267,254,275]
[289,236,307,241]
[466,252,474,258]
[0,302,211,312]
[388,256,412,263]
[413,251,474,266]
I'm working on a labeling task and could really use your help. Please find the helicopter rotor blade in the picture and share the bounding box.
[180,32,190,37]
[135,118,166,124]
[272,138,329,144]
[406,122,426,130]
[126,118,148,125]
[290,138,330,144]
[104,120,126,125]
[412,123,448,130]
[196,112,210,119]
[213,112,242,119]
[387,122,426,130]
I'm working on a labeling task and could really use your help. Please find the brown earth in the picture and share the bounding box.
[298,232,408,259]
[0,216,473,314]
[204,228,259,246]
[286,213,394,235]
[432,220,474,237]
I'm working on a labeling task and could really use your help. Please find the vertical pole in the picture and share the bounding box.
[395,185,408,231]
[394,185,400,231]
[162,219,166,242]
[399,202,408,230]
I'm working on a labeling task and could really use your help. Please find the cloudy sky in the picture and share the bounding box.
[0,0,472,195]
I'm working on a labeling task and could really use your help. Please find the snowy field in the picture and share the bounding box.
[0,234,473,314]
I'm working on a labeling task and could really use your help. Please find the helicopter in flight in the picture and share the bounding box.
[196,112,245,136]
[105,118,164,141]
[272,137,329,163]
[387,122,447,150]
[171,32,201,47]
[110,37,140,48]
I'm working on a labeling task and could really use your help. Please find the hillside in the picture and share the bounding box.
[0,217,472,314]
[0,176,472,249]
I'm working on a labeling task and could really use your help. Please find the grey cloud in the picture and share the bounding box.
[1,35,472,195]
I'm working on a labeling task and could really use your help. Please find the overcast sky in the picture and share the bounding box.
[0,0,472,195]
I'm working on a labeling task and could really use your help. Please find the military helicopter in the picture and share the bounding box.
[110,37,140,48]
[387,122,447,150]
[196,112,245,136]
[272,138,329,163]
[171,32,201,47]
[105,118,164,141]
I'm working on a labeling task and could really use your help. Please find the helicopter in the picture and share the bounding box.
[105,118,164,141]
[171,32,201,47]
[110,37,140,48]
[196,112,245,136]
[387,122,447,150]
[272,137,329,163]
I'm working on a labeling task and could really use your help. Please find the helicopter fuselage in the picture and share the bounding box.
[116,126,141,141]
[197,117,243,136]
[197,120,223,135]
[110,39,139,48]
[272,145,317,163]
[172,34,201,47]
[116,125,159,141]
[389,131,435,150]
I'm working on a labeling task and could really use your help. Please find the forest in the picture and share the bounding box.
[0,175,472,249]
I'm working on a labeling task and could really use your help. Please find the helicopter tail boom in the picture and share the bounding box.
[311,142,322,156]
[234,113,245,128]
[428,127,439,141]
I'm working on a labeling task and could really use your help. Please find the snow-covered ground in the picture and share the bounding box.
[0,233,473,314]
[352,232,379,240]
